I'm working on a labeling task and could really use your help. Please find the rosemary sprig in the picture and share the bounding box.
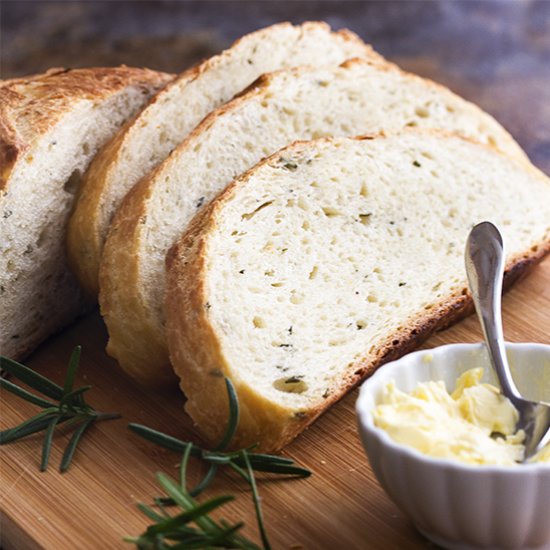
[128,378,311,549]
[124,443,261,550]
[0,346,120,472]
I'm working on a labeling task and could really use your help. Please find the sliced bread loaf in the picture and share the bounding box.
[67,22,380,296]
[99,57,527,387]
[0,67,172,359]
[165,130,550,452]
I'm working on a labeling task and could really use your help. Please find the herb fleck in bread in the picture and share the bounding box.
[99,57,528,387]
[0,67,172,359]
[165,131,550,452]
[67,21,380,296]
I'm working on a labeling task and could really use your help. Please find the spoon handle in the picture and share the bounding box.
[465,222,522,404]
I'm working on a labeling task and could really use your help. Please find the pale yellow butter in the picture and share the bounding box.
[374,368,549,466]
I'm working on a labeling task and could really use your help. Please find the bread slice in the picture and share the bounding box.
[67,22,381,296]
[0,66,172,359]
[99,57,527,387]
[165,130,550,452]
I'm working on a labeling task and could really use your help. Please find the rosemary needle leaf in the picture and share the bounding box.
[137,503,166,522]
[146,494,235,535]
[60,416,96,472]
[242,450,271,550]
[214,377,240,451]
[128,423,194,454]
[0,356,63,400]
[157,472,193,511]
[40,415,61,471]
[244,453,296,465]
[0,378,56,409]
[189,463,218,497]
[0,407,60,444]
[63,345,81,397]
[238,460,312,477]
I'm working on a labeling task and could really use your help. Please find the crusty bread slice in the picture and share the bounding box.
[0,67,172,359]
[99,57,527,387]
[165,130,550,452]
[67,22,381,296]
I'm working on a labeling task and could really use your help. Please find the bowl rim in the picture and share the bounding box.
[356,341,550,473]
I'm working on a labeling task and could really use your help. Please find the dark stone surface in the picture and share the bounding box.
[2,0,549,172]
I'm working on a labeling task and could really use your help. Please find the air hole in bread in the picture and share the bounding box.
[308,265,318,279]
[273,376,307,394]
[415,106,429,118]
[358,213,372,225]
[82,142,90,155]
[63,169,82,195]
[241,201,273,220]
[253,316,265,328]
[322,206,341,217]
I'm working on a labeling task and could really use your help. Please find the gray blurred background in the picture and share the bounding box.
[2,0,549,172]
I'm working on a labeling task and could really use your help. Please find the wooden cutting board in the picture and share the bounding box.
[1,257,549,550]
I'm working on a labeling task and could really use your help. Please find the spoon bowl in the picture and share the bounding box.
[465,221,550,460]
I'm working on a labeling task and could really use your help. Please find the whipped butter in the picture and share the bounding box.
[373,368,549,465]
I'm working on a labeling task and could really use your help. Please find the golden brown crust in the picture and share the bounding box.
[98,158,178,387]
[165,131,550,452]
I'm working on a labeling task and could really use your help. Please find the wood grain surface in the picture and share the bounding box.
[1,258,549,550]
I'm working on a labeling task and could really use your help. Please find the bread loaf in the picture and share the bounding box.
[165,131,550,452]
[67,22,381,296]
[0,67,172,359]
[99,57,527,387]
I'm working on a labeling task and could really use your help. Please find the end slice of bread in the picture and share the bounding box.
[0,66,172,359]
[165,130,550,452]
[99,57,528,387]
[67,21,381,297]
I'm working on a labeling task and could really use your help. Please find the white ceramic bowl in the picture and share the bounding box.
[356,343,550,550]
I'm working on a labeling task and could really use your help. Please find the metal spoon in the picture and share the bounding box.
[465,221,550,461]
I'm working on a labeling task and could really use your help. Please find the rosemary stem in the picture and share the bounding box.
[241,450,271,550]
